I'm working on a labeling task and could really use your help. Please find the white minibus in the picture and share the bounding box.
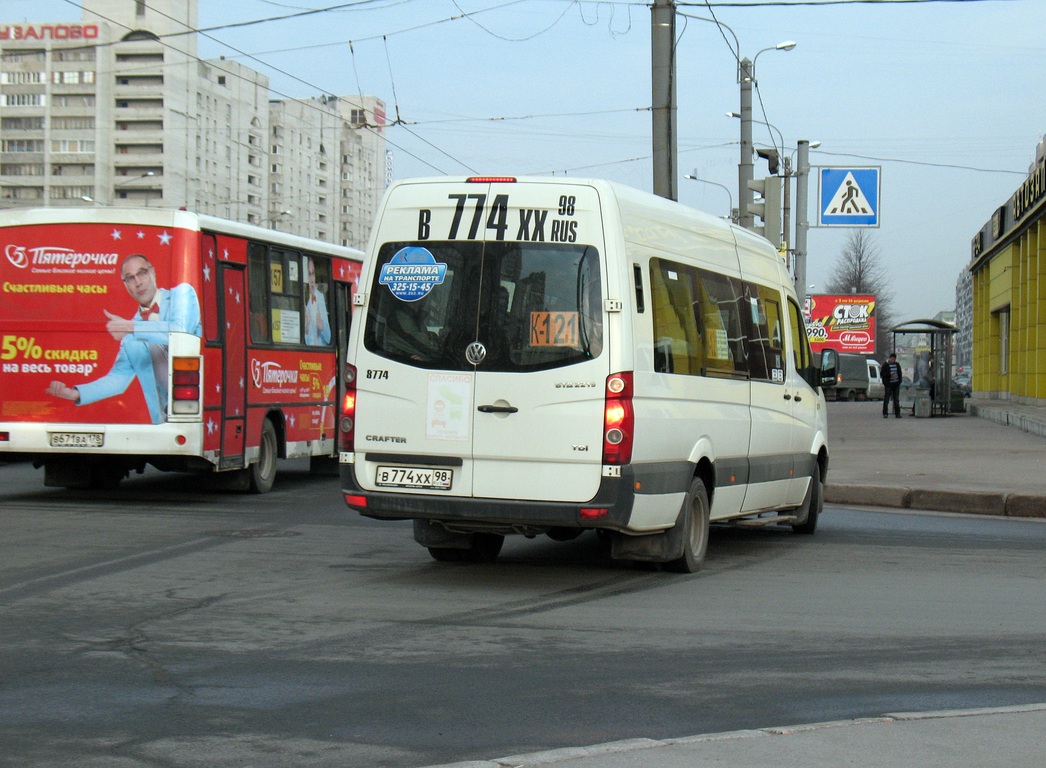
[340,176,831,571]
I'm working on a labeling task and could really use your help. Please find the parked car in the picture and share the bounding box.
[866,358,884,400]
[824,352,879,401]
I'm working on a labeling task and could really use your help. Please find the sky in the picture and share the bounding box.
[8,0,1046,321]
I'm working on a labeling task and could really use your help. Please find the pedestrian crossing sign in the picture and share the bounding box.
[818,167,880,227]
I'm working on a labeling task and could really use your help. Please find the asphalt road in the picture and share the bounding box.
[2,461,1045,768]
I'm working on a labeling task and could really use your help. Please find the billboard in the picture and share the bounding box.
[804,294,876,355]
[1,221,202,426]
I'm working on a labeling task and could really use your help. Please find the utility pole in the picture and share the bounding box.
[651,0,677,201]
[738,58,754,228]
[794,139,812,305]
[783,155,791,260]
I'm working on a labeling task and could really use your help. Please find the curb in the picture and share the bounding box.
[423,704,1046,768]
[825,484,1046,518]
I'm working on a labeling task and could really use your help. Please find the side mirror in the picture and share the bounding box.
[819,348,838,389]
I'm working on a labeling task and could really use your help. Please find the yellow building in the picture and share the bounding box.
[970,147,1046,405]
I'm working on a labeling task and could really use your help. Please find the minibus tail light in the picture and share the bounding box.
[339,363,358,452]
[602,372,634,465]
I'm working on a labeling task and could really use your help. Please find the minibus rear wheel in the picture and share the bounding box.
[665,478,710,573]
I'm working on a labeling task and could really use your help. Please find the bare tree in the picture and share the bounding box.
[824,230,895,356]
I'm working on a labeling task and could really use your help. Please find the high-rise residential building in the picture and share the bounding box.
[954,267,973,372]
[0,0,386,249]
[268,94,386,248]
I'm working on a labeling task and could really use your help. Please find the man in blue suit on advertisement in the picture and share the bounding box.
[46,253,202,424]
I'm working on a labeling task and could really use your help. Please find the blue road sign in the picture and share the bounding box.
[818,167,880,227]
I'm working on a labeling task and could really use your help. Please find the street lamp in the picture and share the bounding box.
[737,41,796,230]
[684,171,736,222]
[115,170,155,187]
[269,209,292,229]
[727,113,784,158]
[114,171,157,206]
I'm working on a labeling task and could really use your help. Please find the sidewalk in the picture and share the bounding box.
[426,402,1046,768]
[823,398,1046,517]
[430,704,1046,768]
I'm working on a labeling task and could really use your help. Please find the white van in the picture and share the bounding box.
[866,359,885,400]
[340,177,830,572]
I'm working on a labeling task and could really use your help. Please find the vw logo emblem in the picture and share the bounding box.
[465,342,487,365]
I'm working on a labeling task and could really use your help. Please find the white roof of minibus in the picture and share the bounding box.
[384,175,778,260]
[0,207,364,260]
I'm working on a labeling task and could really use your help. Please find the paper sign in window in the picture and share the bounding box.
[530,311,579,347]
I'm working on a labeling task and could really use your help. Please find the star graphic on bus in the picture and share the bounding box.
[158,231,172,245]
[111,229,122,240]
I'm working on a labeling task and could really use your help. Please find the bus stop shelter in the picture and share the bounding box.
[891,319,958,416]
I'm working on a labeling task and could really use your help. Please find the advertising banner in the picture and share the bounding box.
[1,222,201,425]
[804,294,876,354]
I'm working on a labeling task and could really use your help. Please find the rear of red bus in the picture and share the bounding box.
[0,208,206,488]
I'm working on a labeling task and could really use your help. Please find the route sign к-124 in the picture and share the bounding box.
[818,167,880,227]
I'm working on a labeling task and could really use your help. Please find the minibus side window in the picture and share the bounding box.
[649,259,749,379]
[787,298,811,373]
[696,268,749,378]
[650,259,703,375]
[747,283,785,383]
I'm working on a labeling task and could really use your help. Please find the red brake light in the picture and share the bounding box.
[466,176,517,183]
[339,364,358,452]
[344,493,368,509]
[602,372,634,465]
[171,356,202,414]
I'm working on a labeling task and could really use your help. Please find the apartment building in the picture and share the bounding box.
[0,0,386,249]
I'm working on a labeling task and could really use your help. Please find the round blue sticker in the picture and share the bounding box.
[378,246,448,302]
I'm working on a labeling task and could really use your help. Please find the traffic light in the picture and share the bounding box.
[747,175,783,245]
[756,147,780,175]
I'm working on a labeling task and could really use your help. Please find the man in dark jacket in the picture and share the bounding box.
[882,352,903,418]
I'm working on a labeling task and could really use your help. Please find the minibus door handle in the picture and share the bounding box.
[478,404,519,414]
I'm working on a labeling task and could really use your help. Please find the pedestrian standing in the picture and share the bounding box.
[882,352,903,418]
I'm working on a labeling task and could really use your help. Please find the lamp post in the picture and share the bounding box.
[684,171,736,222]
[737,41,795,230]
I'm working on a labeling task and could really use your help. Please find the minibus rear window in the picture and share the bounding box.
[364,241,603,372]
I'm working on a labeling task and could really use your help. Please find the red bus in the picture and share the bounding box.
[0,207,363,492]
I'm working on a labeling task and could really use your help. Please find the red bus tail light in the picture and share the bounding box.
[171,357,201,414]
[602,372,634,465]
[339,363,357,452]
